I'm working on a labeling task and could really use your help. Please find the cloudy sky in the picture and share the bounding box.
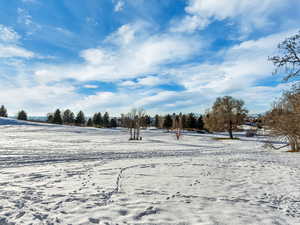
[0,0,299,116]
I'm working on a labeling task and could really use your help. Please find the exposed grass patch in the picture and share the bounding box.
[286,150,300,153]
[212,137,240,141]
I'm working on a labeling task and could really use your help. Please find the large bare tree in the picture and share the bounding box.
[269,31,300,81]
[204,96,248,139]
[265,89,300,151]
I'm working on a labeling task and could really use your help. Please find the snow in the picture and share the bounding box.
[0,117,300,225]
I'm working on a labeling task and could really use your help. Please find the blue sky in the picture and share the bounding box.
[0,0,299,116]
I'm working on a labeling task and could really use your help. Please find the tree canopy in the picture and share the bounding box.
[204,96,248,139]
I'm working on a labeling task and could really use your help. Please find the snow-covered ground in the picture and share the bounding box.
[0,118,300,225]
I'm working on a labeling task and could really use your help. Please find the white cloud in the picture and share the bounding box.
[0,25,20,43]
[0,25,35,58]
[168,29,297,94]
[0,45,34,58]
[17,8,41,35]
[0,81,78,116]
[172,0,289,34]
[83,84,99,89]
[114,1,124,12]
[34,23,202,83]
[106,24,137,45]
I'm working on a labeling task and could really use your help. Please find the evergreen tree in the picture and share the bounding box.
[197,115,204,130]
[92,113,98,126]
[75,111,86,126]
[187,113,197,129]
[63,109,75,124]
[0,105,8,117]
[92,112,103,127]
[53,109,63,124]
[17,110,27,120]
[87,118,93,127]
[103,112,110,128]
[154,114,160,128]
[144,115,151,127]
[110,118,117,128]
[163,114,173,131]
[181,114,187,129]
[47,113,54,123]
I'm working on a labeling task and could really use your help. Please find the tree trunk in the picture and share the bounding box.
[137,123,140,140]
[133,127,136,140]
[288,136,300,151]
[130,125,133,140]
[228,120,233,139]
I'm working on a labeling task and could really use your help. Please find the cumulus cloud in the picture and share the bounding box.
[172,0,291,35]
[167,29,297,94]
[1,1,298,115]
[34,23,202,83]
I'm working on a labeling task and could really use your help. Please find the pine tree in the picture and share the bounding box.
[163,114,173,131]
[154,114,160,128]
[17,110,27,120]
[110,118,117,128]
[47,113,54,123]
[87,118,93,127]
[187,113,197,129]
[53,109,63,124]
[63,109,75,124]
[75,111,86,126]
[103,112,109,128]
[92,112,103,127]
[181,114,187,129]
[0,105,8,117]
[197,115,204,130]
[144,115,151,127]
[92,113,98,126]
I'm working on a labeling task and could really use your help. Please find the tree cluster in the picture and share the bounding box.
[121,108,146,140]
[154,113,204,131]
[46,109,117,128]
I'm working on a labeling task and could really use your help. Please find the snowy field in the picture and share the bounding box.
[0,118,300,225]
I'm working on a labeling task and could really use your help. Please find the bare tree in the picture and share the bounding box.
[269,31,300,81]
[265,89,300,151]
[127,108,145,140]
[172,113,183,140]
[204,96,248,139]
[136,108,145,140]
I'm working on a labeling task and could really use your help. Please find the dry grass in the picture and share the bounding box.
[286,150,300,153]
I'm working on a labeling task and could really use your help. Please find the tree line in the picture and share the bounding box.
[46,109,117,128]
